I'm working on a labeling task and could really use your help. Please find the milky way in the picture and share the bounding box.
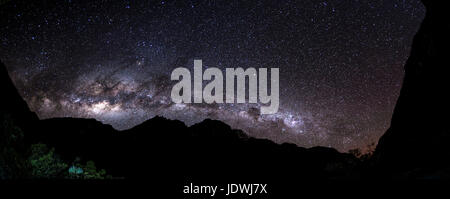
[0,0,425,152]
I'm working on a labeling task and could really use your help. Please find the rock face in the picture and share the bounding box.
[0,61,39,179]
[374,0,450,177]
[0,61,38,130]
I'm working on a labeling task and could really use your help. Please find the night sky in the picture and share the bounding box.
[0,0,425,152]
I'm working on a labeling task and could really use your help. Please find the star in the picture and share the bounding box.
[0,0,426,152]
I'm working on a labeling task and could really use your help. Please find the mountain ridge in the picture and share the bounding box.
[1,60,360,181]
[2,0,450,183]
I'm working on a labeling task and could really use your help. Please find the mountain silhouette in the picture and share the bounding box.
[0,60,360,182]
[1,0,449,191]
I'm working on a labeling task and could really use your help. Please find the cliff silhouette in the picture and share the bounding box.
[373,0,450,178]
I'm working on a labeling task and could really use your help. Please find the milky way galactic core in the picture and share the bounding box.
[0,0,425,152]
[170,60,280,114]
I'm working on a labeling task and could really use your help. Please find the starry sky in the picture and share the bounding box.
[0,0,425,152]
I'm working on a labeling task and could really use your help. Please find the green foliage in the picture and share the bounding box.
[67,159,108,179]
[28,144,110,179]
[1,114,112,179]
[81,160,107,179]
[28,143,68,178]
